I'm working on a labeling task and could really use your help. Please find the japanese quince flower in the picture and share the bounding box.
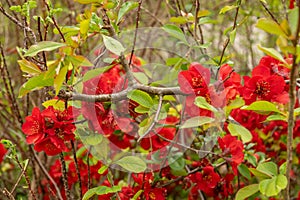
[189,166,220,195]
[218,134,244,174]
[22,106,79,156]
[178,62,210,96]
[242,64,288,104]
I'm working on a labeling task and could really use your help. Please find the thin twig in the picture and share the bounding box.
[286,1,300,199]
[59,153,72,200]
[14,156,37,200]
[218,0,241,67]
[0,6,37,43]
[128,0,143,67]
[71,141,83,199]
[30,147,63,200]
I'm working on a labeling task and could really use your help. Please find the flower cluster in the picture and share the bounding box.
[22,106,79,155]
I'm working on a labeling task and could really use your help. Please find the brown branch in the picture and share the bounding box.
[218,0,241,66]
[59,153,72,200]
[71,141,83,199]
[0,6,37,43]
[58,84,184,102]
[128,0,143,67]
[286,1,300,199]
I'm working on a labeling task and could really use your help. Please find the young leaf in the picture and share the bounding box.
[194,96,218,112]
[249,168,272,180]
[133,72,149,84]
[24,41,66,57]
[238,164,251,180]
[83,65,113,82]
[95,185,122,195]
[257,45,288,66]
[98,165,108,175]
[127,90,153,108]
[18,59,41,75]
[54,65,68,95]
[242,100,282,114]
[162,24,188,45]
[117,1,139,23]
[227,123,252,143]
[257,162,278,177]
[102,35,125,56]
[219,5,237,14]
[74,0,100,4]
[114,156,147,173]
[168,153,185,171]
[42,99,65,110]
[264,114,287,122]
[235,184,259,200]
[68,55,93,67]
[19,73,54,97]
[180,116,214,129]
[256,18,288,38]
[82,187,98,200]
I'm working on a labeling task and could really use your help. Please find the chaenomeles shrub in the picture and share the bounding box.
[16,52,300,200]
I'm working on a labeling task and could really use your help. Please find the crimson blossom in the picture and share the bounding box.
[22,106,79,155]
[218,134,244,174]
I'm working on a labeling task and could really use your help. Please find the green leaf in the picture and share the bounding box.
[257,162,278,177]
[235,184,259,200]
[133,72,149,84]
[18,59,41,75]
[114,156,147,173]
[219,5,237,14]
[83,65,113,82]
[134,105,150,114]
[127,90,153,108]
[132,190,143,200]
[98,165,108,174]
[256,18,288,38]
[257,45,288,66]
[279,162,287,175]
[197,10,211,18]
[276,174,287,190]
[168,153,185,171]
[180,116,214,129]
[170,16,188,24]
[264,114,287,122]
[238,164,251,180]
[24,41,66,57]
[162,24,188,45]
[82,187,98,200]
[289,7,299,37]
[96,185,122,195]
[226,97,245,117]
[117,1,139,23]
[74,0,101,4]
[294,107,300,117]
[80,19,90,35]
[54,65,68,95]
[68,55,93,67]
[242,100,282,114]
[194,96,218,112]
[42,99,65,110]
[249,168,272,180]
[102,35,125,56]
[19,73,54,97]
[227,123,252,143]
[230,29,237,44]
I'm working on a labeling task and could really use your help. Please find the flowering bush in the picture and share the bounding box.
[1,0,300,200]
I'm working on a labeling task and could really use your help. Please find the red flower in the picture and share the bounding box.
[290,0,295,9]
[189,166,220,195]
[22,107,45,144]
[218,134,244,174]
[242,65,288,104]
[144,188,166,200]
[22,106,79,156]
[0,143,7,163]
[178,62,210,96]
